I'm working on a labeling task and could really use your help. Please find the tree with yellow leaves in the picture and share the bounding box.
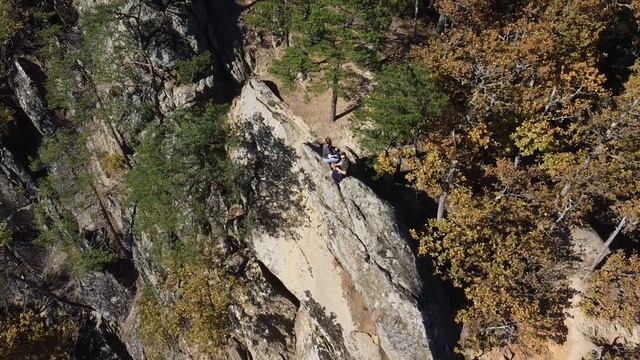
[0,308,77,358]
[137,241,235,358]
[412,188,571,354]
[581,251,640,329]
[356,0,640,356]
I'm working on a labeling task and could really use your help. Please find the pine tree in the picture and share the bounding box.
[0,0,20,43]
[353,63,448,152]
[245,0,308,47]
[125,103,232,239]
[268,0,393,121]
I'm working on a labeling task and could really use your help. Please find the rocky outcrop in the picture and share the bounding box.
[230,79,434,360]
[228,258,298,359]
[0,0,439,357]
[0,146,37,213]
[9,58,56,136]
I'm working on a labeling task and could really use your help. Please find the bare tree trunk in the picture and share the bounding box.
[329,74,338,122]
[412,0,419,39]
[591,216,628,271]
[436,190,447,220]
[436,14,447,34]
[437,161,457,220]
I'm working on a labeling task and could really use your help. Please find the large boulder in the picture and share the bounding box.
[230,79,434,360]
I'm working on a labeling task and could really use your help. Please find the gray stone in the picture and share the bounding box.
[77,272,134,325]
[190,0,248,84]
[230,259,298,360]
[0,146,37,209]
[230,79,434,360]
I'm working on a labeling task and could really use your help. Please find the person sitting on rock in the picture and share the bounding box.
[321,138,340,164]
[331,152,350,184]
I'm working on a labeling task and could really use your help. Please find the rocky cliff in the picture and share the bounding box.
[229,79,436,360]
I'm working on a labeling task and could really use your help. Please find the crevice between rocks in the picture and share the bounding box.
[342,197,420,300]
[256,260,301,309]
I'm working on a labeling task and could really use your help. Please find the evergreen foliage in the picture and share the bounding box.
[4,0,636,357]
[125,102,232,238]
[245,0,302,44]
[254,0,395,121]
[30,0,152,277]
[0,0,20,43]
[43,1,131,122]
[31,132,115,275]
[354,63,448,152]
[270,46,318,88]
[174,51,213,84]
[34,207,114,276]
[0,220,11,248]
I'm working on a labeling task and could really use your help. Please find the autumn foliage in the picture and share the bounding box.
[137,242,235,358]
[581,251,640,329]
[0,309,77,358]
[355,0,640,355]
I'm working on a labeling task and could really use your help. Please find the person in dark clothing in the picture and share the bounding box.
[331,152,350,184]
[321,138,340,164]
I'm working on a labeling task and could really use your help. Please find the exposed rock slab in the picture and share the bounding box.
[9,58,55,136]
[230,79,433,360]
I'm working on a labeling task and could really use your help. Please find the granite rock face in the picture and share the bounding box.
[230,79,434,360]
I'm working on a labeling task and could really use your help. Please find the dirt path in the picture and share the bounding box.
[251,46,364,157]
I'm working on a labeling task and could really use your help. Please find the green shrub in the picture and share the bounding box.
[175,51,212,84]
[0,0,20,43]
[0,221,12,248]
[126,102,231,237]
[353,63,448,153]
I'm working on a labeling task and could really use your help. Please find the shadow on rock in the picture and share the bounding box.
[241,115,307,238]
[189,0,248,87]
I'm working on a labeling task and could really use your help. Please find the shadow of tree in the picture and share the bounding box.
[241,115,308,237]
[304,290,352,360]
